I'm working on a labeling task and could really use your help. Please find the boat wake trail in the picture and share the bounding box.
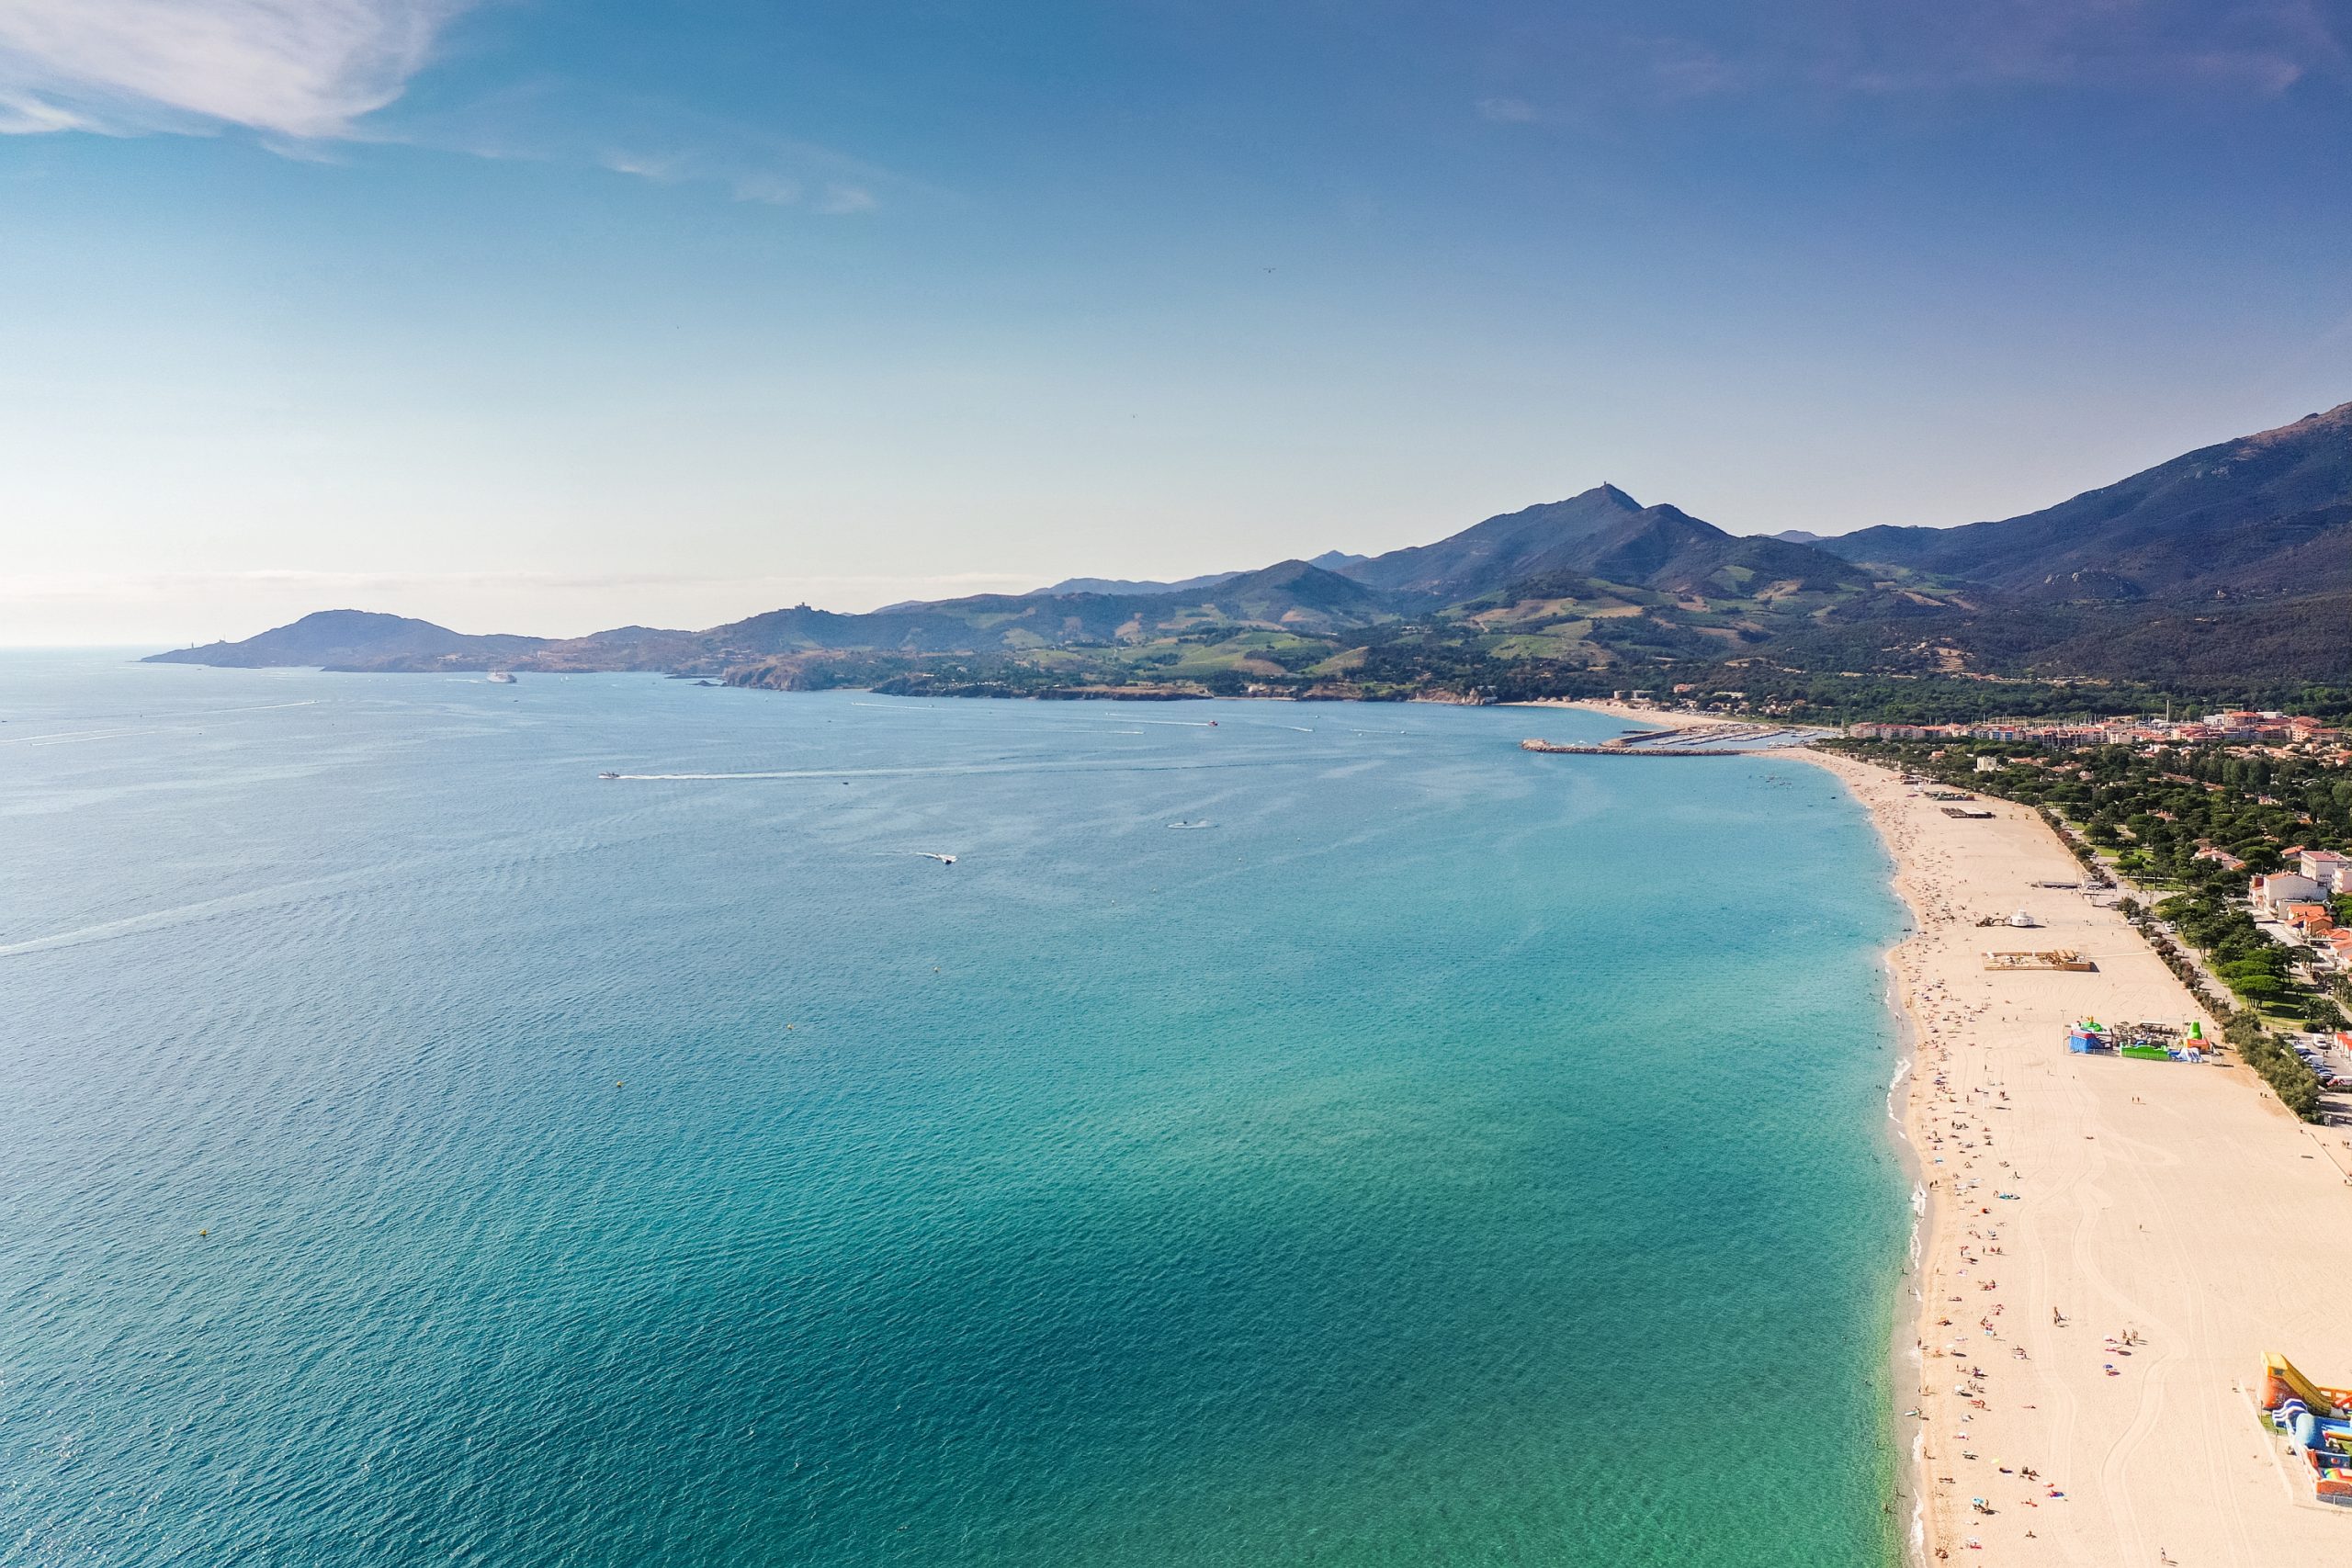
[605,757,1267,783]
[0,700,329,748]
[0,865,389,960]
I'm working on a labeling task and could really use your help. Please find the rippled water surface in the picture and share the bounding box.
[1,654,1905,1566]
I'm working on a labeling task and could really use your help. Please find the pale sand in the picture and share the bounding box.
[1541,703,2352,1563]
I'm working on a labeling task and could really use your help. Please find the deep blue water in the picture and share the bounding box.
[0,655,1906,1566]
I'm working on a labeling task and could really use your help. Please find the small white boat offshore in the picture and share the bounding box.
[486,671,516,683]
[918,852,957,865]
[1166,820,1215,829]
[598,771,620,780]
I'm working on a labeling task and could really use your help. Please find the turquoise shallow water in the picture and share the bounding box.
[0,655,1906,1566]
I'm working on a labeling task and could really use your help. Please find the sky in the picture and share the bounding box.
[5,0,2352,644]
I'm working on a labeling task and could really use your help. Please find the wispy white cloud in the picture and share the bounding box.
[1486,1,2348,117]
[1680,0,2346,101]
[0,3,915,214]
[729,171,804,206]
[1645,41,1740,100]
[579,118,899,213]
[0,0,471,138]
[591,142,887,214]
[597,149,684,182]
[0,85,79,131]
[814,182,876,215]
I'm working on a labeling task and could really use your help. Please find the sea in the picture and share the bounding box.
[0,653,1908,1567]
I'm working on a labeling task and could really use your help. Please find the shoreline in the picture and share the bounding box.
[1814,759,2352,1565]
[1551,705,1936,1559]
[1553,700,2352,1564]
[1798,747,1981,1568]
[1542,704,1935,1559]
[1878,922,1933,1565]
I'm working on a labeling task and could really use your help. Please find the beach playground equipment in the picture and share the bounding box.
[2259,1355,2352,1507]
[2065,1019,2204,1062]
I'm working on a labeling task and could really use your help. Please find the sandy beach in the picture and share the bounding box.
[1546,702,2352,1564]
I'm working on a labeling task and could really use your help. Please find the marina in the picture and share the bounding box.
[1520,722,1825,757]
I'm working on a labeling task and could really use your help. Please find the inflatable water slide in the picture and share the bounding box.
[2260,1354,2352,1506]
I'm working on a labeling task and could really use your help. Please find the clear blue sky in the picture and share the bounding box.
[6,0,2350,641]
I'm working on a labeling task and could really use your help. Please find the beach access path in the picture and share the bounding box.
[1538,702,2352,1564]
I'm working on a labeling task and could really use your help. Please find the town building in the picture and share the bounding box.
[2252,872,2325,915]
[2294,848,2349,895]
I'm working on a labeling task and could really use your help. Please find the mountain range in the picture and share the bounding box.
[1819,403,2352,598]
[149,402,2352,701]
[1022,551,1369,598]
